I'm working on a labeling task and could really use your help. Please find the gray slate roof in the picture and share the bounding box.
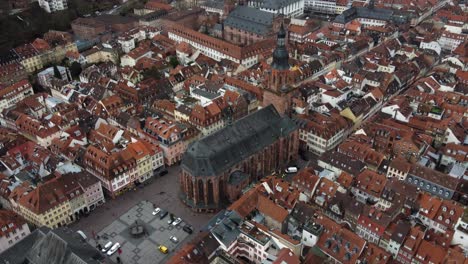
[334,6,394,24]
[0,227,106,264]
[210,211,242,248]
[224,6,274,36]
[253,0,301,10]
[202,0,224,9]
[191,87,221,100]
[182,105,297,177]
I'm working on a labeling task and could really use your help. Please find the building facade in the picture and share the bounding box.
[16,175,96,229]
[37,66,71,88]
[0,80,34,112]
[0,210,31,253]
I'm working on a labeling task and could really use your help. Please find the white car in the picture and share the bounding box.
[107,243,120,256]
[102,241,113,252]
[169,236,178,243]
[172,217,182,226]
[285,167,298,173]
[152,207,161,215]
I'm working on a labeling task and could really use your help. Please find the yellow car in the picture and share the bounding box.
[158,245,168,254]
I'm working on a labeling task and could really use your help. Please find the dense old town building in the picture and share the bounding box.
[166,20,275,67]
[0,210,31,253]
[0,80,34,113]
[332,0,404,28]
[180,105,299,212]
[248,0,305,18]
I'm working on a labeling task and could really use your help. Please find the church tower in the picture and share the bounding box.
[263,22,295,115]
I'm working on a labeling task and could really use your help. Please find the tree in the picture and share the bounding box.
[169,56,179,68]
[53,65,62,79]
[70,61,82,79]
[142,67,161,80]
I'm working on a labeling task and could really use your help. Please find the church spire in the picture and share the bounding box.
[271,21,289,71]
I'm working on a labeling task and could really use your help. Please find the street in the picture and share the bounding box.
[70,165,214,243]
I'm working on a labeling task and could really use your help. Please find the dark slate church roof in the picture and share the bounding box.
[182,105,297,177]
[224,6,275,36]
[0,227,106,264]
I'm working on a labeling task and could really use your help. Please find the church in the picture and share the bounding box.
[262,22,297,115]
[179,105,299,212]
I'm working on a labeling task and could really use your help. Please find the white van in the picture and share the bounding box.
[76,230,87,240]
[102,241,113,252]
[285,167,298,173]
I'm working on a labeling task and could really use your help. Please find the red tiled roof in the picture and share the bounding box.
[316,214,366,263]
[145,0,173,11]
[18,176,82,215]
[224,77,263,100]
[272,248,301,264]
[359,243,391,264]
[414,240,445,264]
[227,186,259,218]
[355,169,387,197]
[292,167,320,194]
[257,194,289,223]
[31,38,50,52]
[388,157,411,173]
[0,79,32,100]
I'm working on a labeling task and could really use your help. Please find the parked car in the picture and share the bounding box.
[159,169,168,176]
[152,207,161,216]
[107,243,120,256]
[285,167,298,173]
[158,245,168,254]
[169,236,178,243]
[102,241,113,252]
[172,217,182,226]
[159,210,168,219]
[76,230,87,240]
[183,225,193,234]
